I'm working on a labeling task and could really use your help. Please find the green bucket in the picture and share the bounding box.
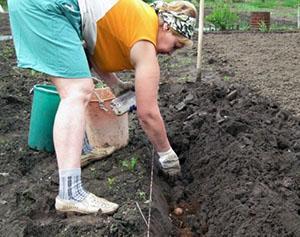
[28,84,60,153]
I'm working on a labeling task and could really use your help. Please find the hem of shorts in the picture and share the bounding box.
[17,63,91,79]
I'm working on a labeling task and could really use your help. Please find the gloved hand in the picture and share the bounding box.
[158,148,181,178]
[111,79,134,96]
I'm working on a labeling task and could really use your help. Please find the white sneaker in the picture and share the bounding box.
[55,193,119,214]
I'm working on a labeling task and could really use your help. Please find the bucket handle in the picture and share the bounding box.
[91,77,109,112]
[92,90,109,112]
[29,82,53,95]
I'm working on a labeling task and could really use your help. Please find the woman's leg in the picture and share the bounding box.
[51,77,94,169]
[8,0,118,214]
[52,77,119,214]
[52,78,92,202]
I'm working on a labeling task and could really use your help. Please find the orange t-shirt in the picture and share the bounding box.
[91,0,158,72]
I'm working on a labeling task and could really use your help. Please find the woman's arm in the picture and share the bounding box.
[130,40,171,152]
[89,59,134,95]
[89,59,119,88]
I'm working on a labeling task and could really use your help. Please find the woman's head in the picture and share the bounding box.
[152,0,197,54]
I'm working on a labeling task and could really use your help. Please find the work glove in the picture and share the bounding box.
[158,148,181,179]
[111,79,134,97]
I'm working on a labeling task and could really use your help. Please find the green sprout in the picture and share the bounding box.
[89,167,97,178]
[107,177,116,189]
[120,155,139,172]
[224,76,230,81]
[137,191,147,201]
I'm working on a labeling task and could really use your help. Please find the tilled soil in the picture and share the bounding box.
[1,13,300,236]
[158,80,300,236]
[202,32,300,116]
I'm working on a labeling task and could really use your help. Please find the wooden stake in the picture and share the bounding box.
[297,4,300,29]
[196,0,205,80]
[0,4,5,13]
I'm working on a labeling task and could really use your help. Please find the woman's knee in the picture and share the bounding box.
[52,78,94,104]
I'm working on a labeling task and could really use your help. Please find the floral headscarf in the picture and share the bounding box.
[151,0,196,39]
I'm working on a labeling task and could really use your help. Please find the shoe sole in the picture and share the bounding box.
[56,207,118,216]
[56,210,98,217]
[81,146,116,167]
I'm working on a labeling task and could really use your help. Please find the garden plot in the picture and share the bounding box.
[1,13,300,236]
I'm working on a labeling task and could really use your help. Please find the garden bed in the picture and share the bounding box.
[1,13,300,236]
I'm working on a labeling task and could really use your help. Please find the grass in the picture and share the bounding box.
[239,21,251,30]
[205,0,299,14]
[237,0,277,9]
[203,0,299,31]
[205,0,299,8]
[270,22,297,30]
[232,1,300,19]
[282,0,300,7]
[0,0,6,9]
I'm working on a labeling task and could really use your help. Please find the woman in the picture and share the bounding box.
[8,0,197,215]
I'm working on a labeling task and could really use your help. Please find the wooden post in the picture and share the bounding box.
[196,0,205,80]
[0,4,5,13]
[297,4,300,29]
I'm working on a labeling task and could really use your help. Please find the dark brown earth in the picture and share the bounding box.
[1,12,300,237]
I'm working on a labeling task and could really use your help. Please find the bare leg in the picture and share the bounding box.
[51,77,94,169]
[51,77,119,214]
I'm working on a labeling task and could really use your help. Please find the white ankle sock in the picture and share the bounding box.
[58,168,88,202]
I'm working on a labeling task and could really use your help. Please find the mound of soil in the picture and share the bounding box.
[1,12,300,236]
[158,79,300,236]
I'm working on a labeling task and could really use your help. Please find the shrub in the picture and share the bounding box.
[205,3,239,30]
[0,0,6,7]
[258,20,269,32]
